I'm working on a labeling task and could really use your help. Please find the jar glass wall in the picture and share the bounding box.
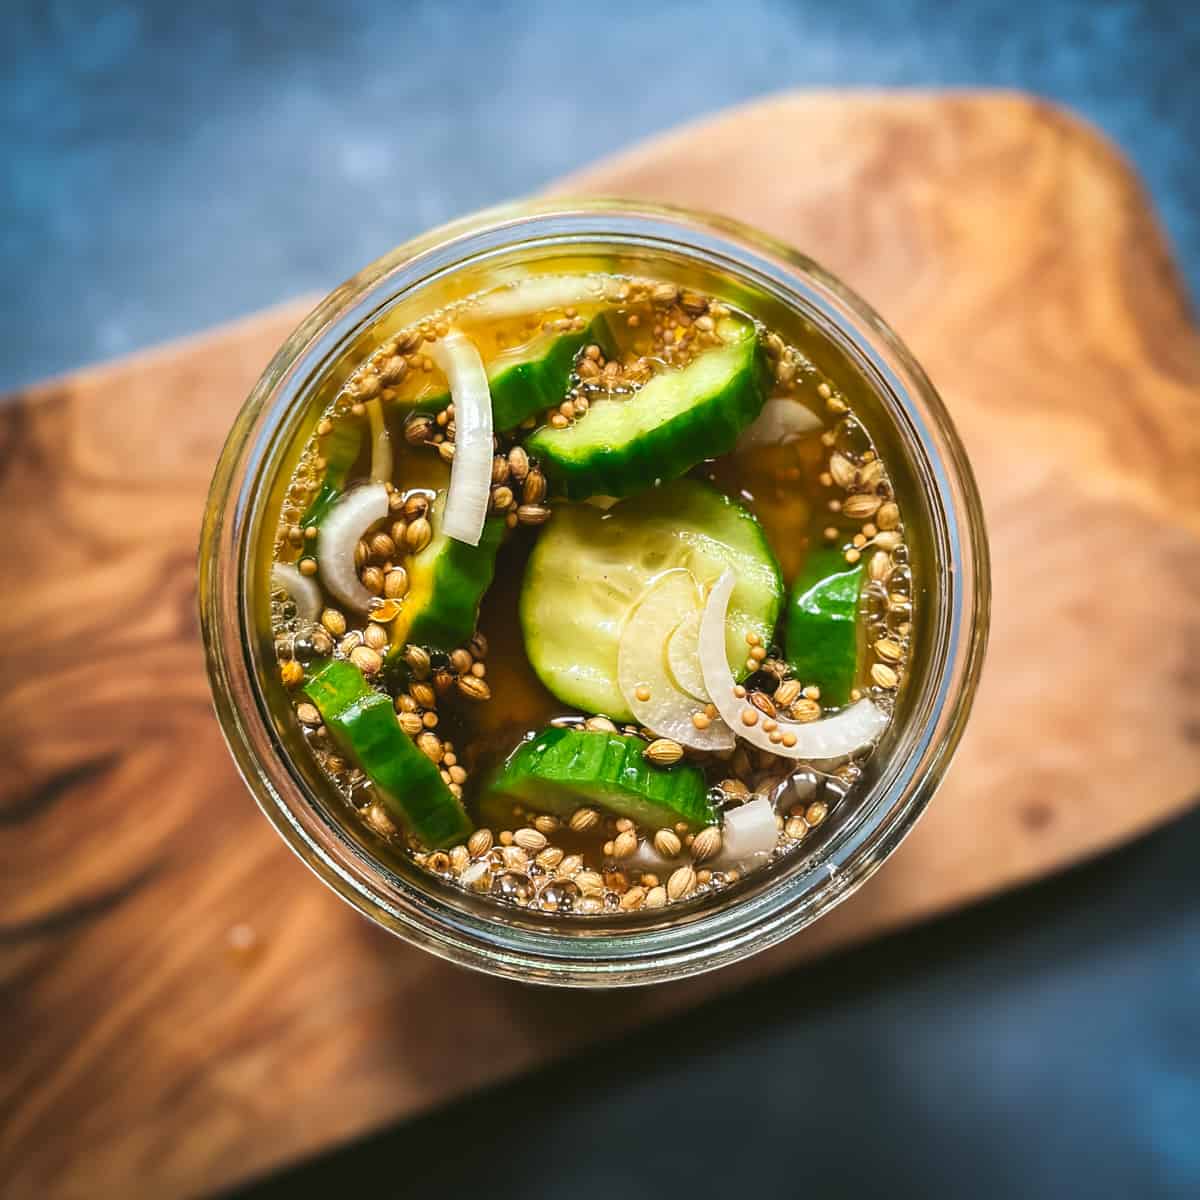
[199,199,989,987]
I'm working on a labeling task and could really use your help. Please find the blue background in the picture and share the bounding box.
[4,3,1197,1197]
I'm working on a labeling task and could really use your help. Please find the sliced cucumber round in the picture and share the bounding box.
[301,415,364,529]
[520,478,784,720]
[409,316,614,432]
[784,548,864,706]
[486,726,717,831]
[389,490,505,654]
[488,315,614,431]
[304,660,473,849]
[526,320,769,500]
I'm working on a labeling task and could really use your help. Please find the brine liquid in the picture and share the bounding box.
[269,262,913,916]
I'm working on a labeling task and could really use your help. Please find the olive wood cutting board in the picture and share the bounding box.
[2,92,1198,1200]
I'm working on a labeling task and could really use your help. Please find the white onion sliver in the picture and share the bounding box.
[716,797,779,869]
[618,570,735,752]
[699,571,889,760]
[666,610,707,701]
[468,274,606,324]
[317,482,389,612]
[366,397,393,484]
[736,397,823,452]
[430,331,492,546]
[271,561,322,624]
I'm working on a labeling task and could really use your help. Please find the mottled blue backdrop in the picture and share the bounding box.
[3,3,1197,1197]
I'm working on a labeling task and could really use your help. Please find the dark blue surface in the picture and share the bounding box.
[4,3,1197,1196]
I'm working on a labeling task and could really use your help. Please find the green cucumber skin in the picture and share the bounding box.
[301,418,363,528]
[784,549,864,707]
[526,333,770,501]
[487,727,717,830]
[490,317,614,431]
[404,516,506,651]
[304,661,472,848]
[413,317,614,433]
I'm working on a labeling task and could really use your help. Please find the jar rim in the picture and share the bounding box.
[199,198,990,987]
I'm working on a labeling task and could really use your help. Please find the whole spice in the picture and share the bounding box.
[415,731,443,764]
[612,830,638,858]
[871,663,899,689]
[362,624,389,652]
[654,829,682,857]
[773,679,803,708]
[320,608,347,637]
[843,493,883,520]
[350,645,382,675]
[829,452,857,489]
[507,445,529,481]
[403,644,431,679]
[403,492,430,520]
[569,807,600,833]
[409,682,437,709]
[384,567,409,599]
[576,870,605,898]
[516,504,552,526]
[397,712,423,736]
[404,414,434,445]
[875,637,902,663]
[457,675,492,702]
[406,518,433,553]
[514,828,548,853]
[691,827,722,862]
[522,470,547,505]
[644,738,684,766]
[467,828,494,857]
[667,865,697,900]
[876,501,901,530]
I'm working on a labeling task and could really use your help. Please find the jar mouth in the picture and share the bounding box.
[200,198,990,987]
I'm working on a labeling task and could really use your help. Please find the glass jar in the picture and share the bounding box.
[199,199,989,987]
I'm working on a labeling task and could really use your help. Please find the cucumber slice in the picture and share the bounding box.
[301,416,363,528]
[526,321,769,500]
[784,549,864,706]
[389,490,505,653]
[304,660,472,848]
[487,726,717,830]
[411,317,614,432]
[489,316,614,430]
[520,478,784,720]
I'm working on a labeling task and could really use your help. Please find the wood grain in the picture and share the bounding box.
[2,92,1198,1200]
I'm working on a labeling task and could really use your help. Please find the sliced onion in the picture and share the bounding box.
[467,274,608,323]
[666,610,707,701]
[429,331,492,546]
[366,397,393,484]
[617,570,735,752]
[736,397,823,452]
[627,838,682,874]
[716,797,779,869]
[699,571,888,760]
[317,482,389,612]
[271,561,321,624]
